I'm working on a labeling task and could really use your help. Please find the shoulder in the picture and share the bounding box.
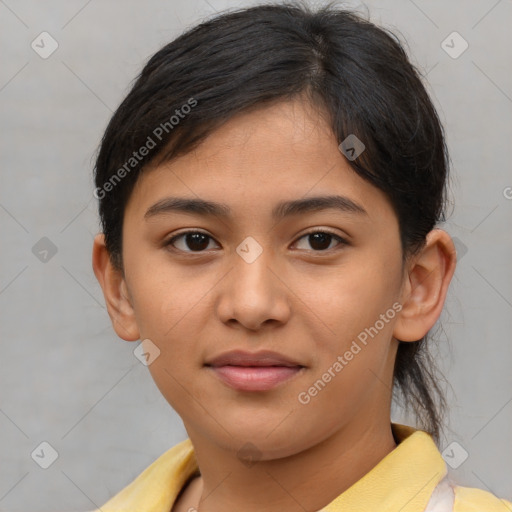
[453,484,512,511]
[92,438,197,512]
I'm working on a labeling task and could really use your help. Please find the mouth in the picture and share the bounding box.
[204,350,306,392]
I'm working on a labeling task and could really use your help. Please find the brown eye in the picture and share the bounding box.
[294,230,347,252]
[165,229,347,254]
[166,231,218,252]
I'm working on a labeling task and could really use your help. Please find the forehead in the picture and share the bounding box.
[125,98,394,225]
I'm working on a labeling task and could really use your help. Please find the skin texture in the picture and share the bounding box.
[93,98,456,512]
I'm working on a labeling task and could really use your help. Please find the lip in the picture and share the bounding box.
[205,349,303,368]
[205,350,305,392]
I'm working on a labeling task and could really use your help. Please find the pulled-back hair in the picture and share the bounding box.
[94,1,450,443]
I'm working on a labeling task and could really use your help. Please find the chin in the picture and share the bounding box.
[214,418,318,460]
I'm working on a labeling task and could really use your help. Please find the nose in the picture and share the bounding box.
[215,238,291,331]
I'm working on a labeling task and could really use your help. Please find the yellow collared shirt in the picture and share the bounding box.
[95,423,511,511]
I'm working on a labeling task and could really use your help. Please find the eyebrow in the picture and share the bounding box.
[144,194,368,220]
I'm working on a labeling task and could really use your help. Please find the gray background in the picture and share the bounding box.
[1,0,511,510]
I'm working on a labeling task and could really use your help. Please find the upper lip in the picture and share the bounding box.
[205,350,304,368]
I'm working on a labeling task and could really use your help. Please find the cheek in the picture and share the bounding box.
[128,253,215,341]
[298,252,401,349]
[126,260,220,399]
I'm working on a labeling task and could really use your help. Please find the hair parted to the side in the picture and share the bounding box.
[94,1,450,444]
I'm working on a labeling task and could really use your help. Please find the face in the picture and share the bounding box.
[120,98,406,459]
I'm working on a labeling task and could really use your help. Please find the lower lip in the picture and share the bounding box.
[208,365,304,391]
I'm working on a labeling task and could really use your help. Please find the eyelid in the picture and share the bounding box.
[293,227,349,251]
[296,227,349,242]
[164,229,218,251]
[164,227,349,253]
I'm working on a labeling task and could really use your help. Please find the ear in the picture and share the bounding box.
[92,233,140,341]
[393,229,457,342]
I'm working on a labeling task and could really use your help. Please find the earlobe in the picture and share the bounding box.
[393,229,457,342]
[92,233,140,341]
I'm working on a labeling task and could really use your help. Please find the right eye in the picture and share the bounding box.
[165,230,220,253]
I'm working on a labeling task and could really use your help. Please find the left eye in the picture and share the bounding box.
[165,230,347,253]
[294,230,347,252]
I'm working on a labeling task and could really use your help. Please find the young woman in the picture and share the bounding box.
[91,3,511,511]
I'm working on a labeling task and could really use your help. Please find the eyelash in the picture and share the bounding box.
[164,228,349,254]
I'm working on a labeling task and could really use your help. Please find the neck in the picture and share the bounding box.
[187,413,398,512]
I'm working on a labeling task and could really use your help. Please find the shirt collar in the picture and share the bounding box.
[321,423,448,512]
[100,423,447,512]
